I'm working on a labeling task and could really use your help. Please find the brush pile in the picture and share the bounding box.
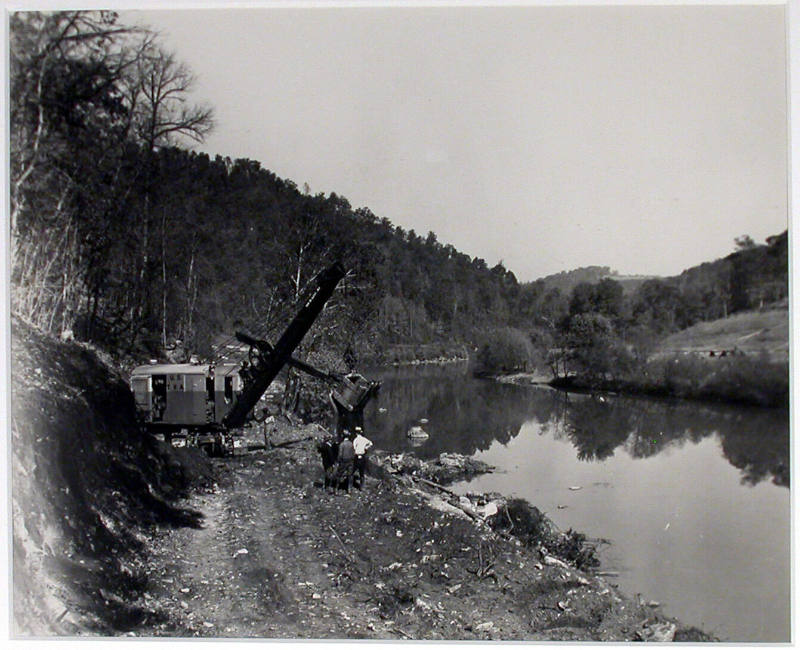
[485,498,601,571]
[379,451,494,484]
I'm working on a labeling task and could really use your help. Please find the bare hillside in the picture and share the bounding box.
[657,308,788,361]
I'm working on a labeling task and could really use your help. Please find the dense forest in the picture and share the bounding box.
[10,11,788,379]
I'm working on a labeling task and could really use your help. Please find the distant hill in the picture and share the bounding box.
[536,231,787,322]
[601,274,659,296]
[673,231,788,315]
[538,266,613,294]
[538,266,658,296]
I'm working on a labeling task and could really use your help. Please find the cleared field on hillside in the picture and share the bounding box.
[657,308,789,361]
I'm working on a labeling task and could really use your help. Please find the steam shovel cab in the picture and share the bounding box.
[129,262,350,455]
[129,362,246,455]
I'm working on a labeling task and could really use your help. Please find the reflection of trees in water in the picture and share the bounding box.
[364,368,558,459]
[554,394,633,461]
[715,412,789,487]
[365,367,789,487]
[559,393,789,487]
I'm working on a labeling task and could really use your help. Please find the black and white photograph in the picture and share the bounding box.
[6,0,793,644]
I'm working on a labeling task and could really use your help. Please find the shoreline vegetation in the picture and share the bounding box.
[364,330,788,410]
[481,352,789,409]
[547,356,789,409]
[472,307,789,410]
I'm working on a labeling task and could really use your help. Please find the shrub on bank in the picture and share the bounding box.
[558,352,789,408]
[697,353,788,407]
[473,327,535,376]
[486,498,600,570]
[646,352,789,407]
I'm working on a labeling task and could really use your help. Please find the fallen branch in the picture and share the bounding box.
[466,541,497,579]
[391,627,414,639]
[409,476,484,522]
[328,524,354,562]
[397,470,516,540]
[413,475,459,497]
[255,435,314,451]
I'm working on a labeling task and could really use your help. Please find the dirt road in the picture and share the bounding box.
[142,450,394,639]
[128,426,704,641]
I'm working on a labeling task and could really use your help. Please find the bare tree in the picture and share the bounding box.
[120,44,214,347]
[127,44,214,151]
[10,11,213,345]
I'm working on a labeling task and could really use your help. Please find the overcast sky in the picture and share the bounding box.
[123,4,787,283]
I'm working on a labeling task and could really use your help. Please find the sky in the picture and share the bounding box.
[120,3,788,283]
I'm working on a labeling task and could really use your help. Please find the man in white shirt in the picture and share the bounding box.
[352,426,373,489]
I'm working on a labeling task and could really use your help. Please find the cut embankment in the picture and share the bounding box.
[11,317,215,635]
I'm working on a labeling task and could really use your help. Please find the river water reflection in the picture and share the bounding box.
[363,363,790,642]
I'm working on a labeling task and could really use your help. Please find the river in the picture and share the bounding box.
[362,363,790,642]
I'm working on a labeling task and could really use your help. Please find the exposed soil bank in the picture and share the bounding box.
[361,342,470,367]
[11,317,216,635]
[11,320,712,640]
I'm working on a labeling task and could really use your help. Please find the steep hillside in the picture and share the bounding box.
[674,231,788,317]
[11,317,214,634]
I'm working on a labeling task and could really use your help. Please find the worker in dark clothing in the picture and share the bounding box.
[333,431,356,493]
[317,433,339,490]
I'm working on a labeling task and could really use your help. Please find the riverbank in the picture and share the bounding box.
[548,353,788,408]
[487,355,788,409]
[119,419,711,641]
[360,342,470,367]
[11,319,712,640]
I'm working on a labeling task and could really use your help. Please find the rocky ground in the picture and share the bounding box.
[113,422,709,641]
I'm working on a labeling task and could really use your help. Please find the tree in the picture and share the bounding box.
[126,45,214,150]
[569,282,596,316]
[474,327,534,376]
[568,278,622,319]
[563,313,631,383]
[631,279,689,333]
[9,11,137,245]
[124,44,214,347]
[539,287,568,329]
[10,11,143,332]
[594,278,623,319]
